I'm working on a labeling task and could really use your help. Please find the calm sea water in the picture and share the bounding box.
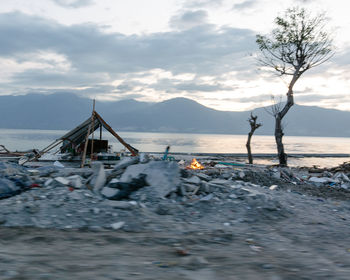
[1,128,350,167]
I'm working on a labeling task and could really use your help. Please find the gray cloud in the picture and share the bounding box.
[51,0,94,8]
[11,69,108,87]
[151,78,237,93]
[183,0,225,8]
[169,10,209,30]
[294,87,315,94]
[232,0,257,10]
[0,12,257,86]
[296,94,348,103]
[295,0,315,3]
[331,49,350,68]
[222,93,273,103]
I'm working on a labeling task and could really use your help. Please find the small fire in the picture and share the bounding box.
[187,158,204,170]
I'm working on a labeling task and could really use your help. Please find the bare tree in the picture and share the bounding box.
[246,113,262,164]
[256,7,333,165]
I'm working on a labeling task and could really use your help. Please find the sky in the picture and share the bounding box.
[0,0,349,111]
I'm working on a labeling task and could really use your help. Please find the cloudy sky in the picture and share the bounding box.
[0,0,349,111]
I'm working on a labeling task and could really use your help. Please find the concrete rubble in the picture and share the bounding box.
[0,157,350,230]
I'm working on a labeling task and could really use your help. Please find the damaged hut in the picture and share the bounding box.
[20,109,138,166]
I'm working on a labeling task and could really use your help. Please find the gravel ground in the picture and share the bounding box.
[0,157,350,279]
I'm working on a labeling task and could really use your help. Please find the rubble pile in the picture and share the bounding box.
[0,156,349,230]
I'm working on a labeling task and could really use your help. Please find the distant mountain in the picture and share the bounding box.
[0,93,349,137]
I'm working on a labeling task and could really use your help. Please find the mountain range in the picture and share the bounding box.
[0,92,349,137]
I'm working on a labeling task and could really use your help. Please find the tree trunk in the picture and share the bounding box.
[274,72,299,166]
[275,114,287,165]
[246,132,253,164]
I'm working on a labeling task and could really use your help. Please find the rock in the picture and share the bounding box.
[199,182,211,193]
[155,202,176,215]
[180,256,209,270]
[308,177,333,186]
[200,194,213,201]
[44,178,54,187]
[178,185,187,197]
[308,177,329,183]
[54,177,70,186]
[239,171,245,179]
[220,172,232,179]
[90,162,106,193]
[241,187,264,197]
[101,186,120,198]
[106,178,119,188]
[195,173,211,182]
[180,169,191,178]
[269,185,278,190]
[91,207,100,214]
[24,203,39,214]
[0,178,24,199]
[183,176,201,185]
[333,172,350,182]
[111,221,125,230]
[27,169,40,175]
[209,179,232,186]
[53,161,65,168]
[113,156,139,171]
[102,200,137,210]
[139,153,149,163]
[37,166,60,177]
[120,161,181,198]
[67,175,83,189]
[0,216,6,224]
[67,191,84,200]
[103,174,148,200]
[183,183,198,192]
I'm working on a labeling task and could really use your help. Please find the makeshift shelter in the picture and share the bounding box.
[21,110,138,166]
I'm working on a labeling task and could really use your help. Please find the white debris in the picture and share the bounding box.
[110,221,125,230]
[308,177,331,183]
[53,161,65,168]
[54,177,70,185]
[67,175,83,189]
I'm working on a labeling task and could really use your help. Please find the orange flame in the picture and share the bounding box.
[187,158,204,170]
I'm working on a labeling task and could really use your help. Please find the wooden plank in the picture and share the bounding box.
[93,111,138,156]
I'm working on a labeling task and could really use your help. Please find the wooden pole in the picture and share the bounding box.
[90,99,96,160]
[100,124,102,140]
[94,111,138,156]
[80,123,91,168]
[81,100,95,168]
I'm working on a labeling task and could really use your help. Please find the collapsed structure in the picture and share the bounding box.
[20,109,138,166]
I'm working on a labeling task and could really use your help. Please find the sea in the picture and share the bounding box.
[1,128,350,168]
